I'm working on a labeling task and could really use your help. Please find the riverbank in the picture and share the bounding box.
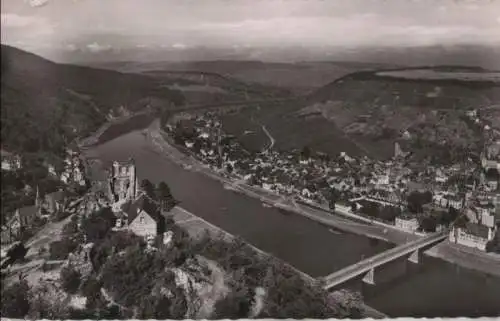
[81,120,500,317]
[147,119,500,279]
[81,118,387,318]
[169,206,386,318]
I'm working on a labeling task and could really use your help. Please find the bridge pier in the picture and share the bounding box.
[362,268,375,285]
[408,249,420,264]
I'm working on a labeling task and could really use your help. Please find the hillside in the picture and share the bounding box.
[1,45,185,156]
[91,60,392,95]
[218,66,499,163]
[300,67,500,160]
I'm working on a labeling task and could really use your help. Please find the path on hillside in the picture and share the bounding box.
[261,125,275,152]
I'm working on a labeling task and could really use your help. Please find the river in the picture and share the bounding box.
[84,128,500,318]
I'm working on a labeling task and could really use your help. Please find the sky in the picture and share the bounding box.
[1,0,500,58]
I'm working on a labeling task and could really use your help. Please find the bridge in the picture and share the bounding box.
[321,230,448,290]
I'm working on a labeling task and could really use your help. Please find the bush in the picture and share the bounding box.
[60,266,81,294]
[62,220,79,237]
[1,280,31,318]
[213,288,252,319]
[101,245,164,306]
[53,211,72,222]
[81,277,102,299]
[81,207,116,242]
[49,238,78,260]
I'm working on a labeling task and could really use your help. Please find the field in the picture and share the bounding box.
[220,101,368,158]
[376,69,500,82]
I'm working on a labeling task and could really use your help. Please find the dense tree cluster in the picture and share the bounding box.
[406,191,433,213]
[81,207,116,242]
[0,280,31,318]
[358,202,402,223]
[60,266,82,294]
[141,179,179,212]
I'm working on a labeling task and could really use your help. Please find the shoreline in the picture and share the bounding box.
[81,119,387,318]
[144,119,500,279]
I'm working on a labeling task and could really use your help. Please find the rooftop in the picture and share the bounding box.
[465,222,489,239]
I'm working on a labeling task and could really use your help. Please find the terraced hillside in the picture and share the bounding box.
[220,67,500,163]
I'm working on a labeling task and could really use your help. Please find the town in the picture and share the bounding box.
[165,107,500,254]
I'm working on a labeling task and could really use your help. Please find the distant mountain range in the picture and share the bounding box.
[34,43,500,70]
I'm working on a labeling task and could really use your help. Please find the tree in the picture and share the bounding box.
[378,206,400,222]
[300,146,311,160]
[329,189,340,211]
[168,287,188,319]
[419,216,437,233]
[60,266,81,294]
[141,179,156,199]
[1,280,31,318]
[155,181,177,212]
[28,286,68,319]
[81,277,102,299]
[213,289,252,319]
[81,207,116,242]
[407,191,425,213]
[350,202,357,213]
[62,220,78,237]
[49,238,78,260]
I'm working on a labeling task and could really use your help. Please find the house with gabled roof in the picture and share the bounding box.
[114,194,166,240]
[1,204,40,244]
[41,190,66,215]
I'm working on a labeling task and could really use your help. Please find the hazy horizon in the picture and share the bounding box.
[2,0,500,65]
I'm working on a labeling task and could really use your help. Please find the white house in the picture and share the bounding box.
[395,216,419,232]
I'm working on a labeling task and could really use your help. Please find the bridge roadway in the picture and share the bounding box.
[322,230,448,290]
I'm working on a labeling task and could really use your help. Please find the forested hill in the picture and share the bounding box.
[1,44,185,157]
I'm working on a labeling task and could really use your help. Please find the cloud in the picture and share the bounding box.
[65,44,77,51]
[26,0,49,8]
[1,13,54,34]
[1,13,38,28]
[86,42,112,53]
[172,43,187,49]
[197,15,500,47]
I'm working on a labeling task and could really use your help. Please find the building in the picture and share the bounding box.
[114,194,166,239]
[108,159,139,203]
[1,205,40,244]
[41,191,66,215]
[368,188,405,207]
[484,168,499,191]
[449,222,495,251]
[446,195,464,210]
[1,150,21,171]
[435,193,464,210]
[395,216,419,232]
